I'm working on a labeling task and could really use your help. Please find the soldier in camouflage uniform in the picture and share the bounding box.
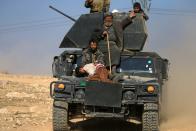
[85,0,110,13]
[81,38,105,66]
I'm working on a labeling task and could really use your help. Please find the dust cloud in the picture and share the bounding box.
[147,16,196,130]
[161,46,196,130]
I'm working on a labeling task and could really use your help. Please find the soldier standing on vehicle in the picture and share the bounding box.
[85,0,110,13]
[98,12,136,73]
[131,2,149,21]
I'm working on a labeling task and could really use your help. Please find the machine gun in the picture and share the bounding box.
[49,5,76,22]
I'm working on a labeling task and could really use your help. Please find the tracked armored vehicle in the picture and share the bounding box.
[50,8,169,131]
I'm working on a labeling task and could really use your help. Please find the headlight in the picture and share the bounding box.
[146,86,155,94]
[55,83,65,89]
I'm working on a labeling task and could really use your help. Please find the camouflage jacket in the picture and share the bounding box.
[85,0,110,13]
[81,48,105,66]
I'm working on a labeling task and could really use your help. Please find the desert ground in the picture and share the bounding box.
[0,72,196,131]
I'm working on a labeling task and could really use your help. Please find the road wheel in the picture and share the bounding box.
[53,100,69,131]
[142,103,159,131]
[142,111,159,131]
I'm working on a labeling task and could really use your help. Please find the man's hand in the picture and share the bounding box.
[102,30,108,37]
[129,11,136,18]
[79,67,86,73]
[141,12,145,17]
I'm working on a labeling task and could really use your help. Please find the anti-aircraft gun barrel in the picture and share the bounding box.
[49,5,76,22]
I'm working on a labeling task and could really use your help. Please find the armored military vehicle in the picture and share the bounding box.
[50,6,169,131]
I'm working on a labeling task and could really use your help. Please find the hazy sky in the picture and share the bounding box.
[0,0,196,75]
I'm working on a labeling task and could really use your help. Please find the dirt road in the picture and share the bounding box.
[0,73,196,131]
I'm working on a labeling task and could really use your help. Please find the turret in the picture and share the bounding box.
[60,12,147,51]
[49,6,148,52]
